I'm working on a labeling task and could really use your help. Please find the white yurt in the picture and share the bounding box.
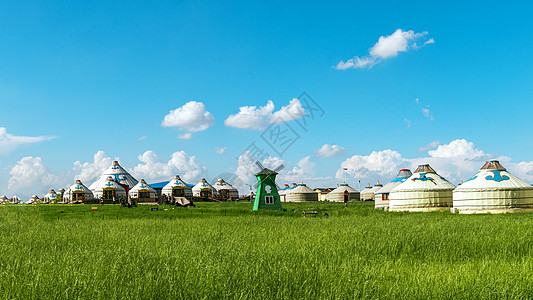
[326,180,360,202]
[63,180,94,203]
[89,161,138,192]
[361,181,383,201]
[93,176,127,202]
[389,164,455,212]
[213,179,239,200]
[359,184,373,201]
[27,195,40,204]
[129,179,157,203]
[192,178,217,198]
[375,169,412,209]
[453,160,533,213]
[43,189,58,203]
[285,182,319,202]
[278,184,294,202]
[162,175,193,198]
[0,195,8,204]
[10,196,20,204]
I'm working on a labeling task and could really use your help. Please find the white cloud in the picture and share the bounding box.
[0,127,55,155]
[224,98,305,130]
[73,151,114,183]
[178,133,192,140]
[335,29,432,70]
[8,156,65,197]
[417,140,440,152]
[284,156,316,181]
[315,144,346,157]
[215,147,226,155]
[428,139,488,160]
[161,101,215,136]
[424,38,435,45]
[131,150,207,183]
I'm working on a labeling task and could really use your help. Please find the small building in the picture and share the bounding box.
[162,175,193,199]
[89,161,138,194]
[453,160,533,213]
[285,182,319,202]
[375,169,412,209]
[326,181,360,202]
[192,178,217,199]
[389,164,455,212]
[361,181,383,201]
[253,168,283,211]
[213,179,239,200]
[93,176,127,203]
[63,180,94,203]
[315,187,335,201]
[129,179,157,204]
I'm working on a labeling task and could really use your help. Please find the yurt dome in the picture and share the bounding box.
[453,160,533,213]
[93,176,127,200]
[375,169,412,209]
[389,164,455,212]
[361,181,383,201]
[359,184,373,200]
[192,178,217,198]
[0,195,8,204]
[89,161,138,192]
[285,182,319,202]
[43,189,57,203]
[63,180,94,203]
[326,180,360,202]
[162,175,193,198]
[129,179,157,203]
[213,179,239,200]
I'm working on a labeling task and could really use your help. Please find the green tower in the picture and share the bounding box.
[253,168,283,211]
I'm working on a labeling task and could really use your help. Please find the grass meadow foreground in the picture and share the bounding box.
[1,201,533,299]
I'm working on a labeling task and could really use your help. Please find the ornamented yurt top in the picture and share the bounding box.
[44,189,57,200]
[213,179,238,192]
[455,160,532,191]
[376,169,413,195]
[89,161,138,191]
[192,178,217,193]
[392,164,455,192]
[165,175,190,188]
[94,176,127,192]
[68,180,92,193]
[130,179,156,193]
[328,180,359,195]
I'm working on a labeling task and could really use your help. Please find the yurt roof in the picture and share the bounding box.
[363,181,383,195]
[213,179,238,192]
[359,184,373,195]
[376,169,413,194]
[130,179,156,193]
[0,195,7,200]
[94,176,126,192]
[30,195,39,200]
[67,180,92,194]
[163,175,191,190]
[286,183,317,194]
[391,164,456,192]
[192,178,216,192]
[329,181,359,195]
[89,161,138,190]
[455,160,533,191]
[45,189,57,199]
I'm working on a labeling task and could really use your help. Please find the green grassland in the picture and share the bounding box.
[1,201,533,299]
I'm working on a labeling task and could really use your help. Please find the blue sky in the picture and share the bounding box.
[2,1,533,198]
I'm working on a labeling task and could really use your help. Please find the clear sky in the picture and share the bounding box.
[2,1,533,198]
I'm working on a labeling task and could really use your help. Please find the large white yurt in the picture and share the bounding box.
[213,179,239,200]
[129,179,157,203]
[27,195,40,204]
[375,169,413,209]
[285,182,319,202]
[43,189,58,203]
[453,160,533,213]
[162,175,193,198]
[89,161,138,193]
[93,176,127,202]
[63,180,94,203]
[326,180,360,202]
[192,178,217,198]
[389,164,455,212]
[361,181,383,201]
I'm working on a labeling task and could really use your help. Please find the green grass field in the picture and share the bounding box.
[1,201,533,299]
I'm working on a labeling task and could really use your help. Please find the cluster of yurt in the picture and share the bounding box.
[285,182,319,202]
[326,180,360,202]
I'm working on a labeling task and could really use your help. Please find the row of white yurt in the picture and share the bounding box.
[326,180,360,202]
[375,169,412,209]
[389,164,455,212]
[285,182,319,202]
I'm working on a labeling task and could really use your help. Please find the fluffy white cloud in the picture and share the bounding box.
[178,133,192,140]
[73,151,114,183]
[161,101,215,135]
[131,150,207,183]
[428,139,488,160]
[315,144,346,158]
[335,29,432,70]
[8,156,64,197]
[215,147,226,155]
[0,127,55,155]
[224,98,305,130]
[417,140,440,152]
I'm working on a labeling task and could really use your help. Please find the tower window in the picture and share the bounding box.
[265,196,274,204]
